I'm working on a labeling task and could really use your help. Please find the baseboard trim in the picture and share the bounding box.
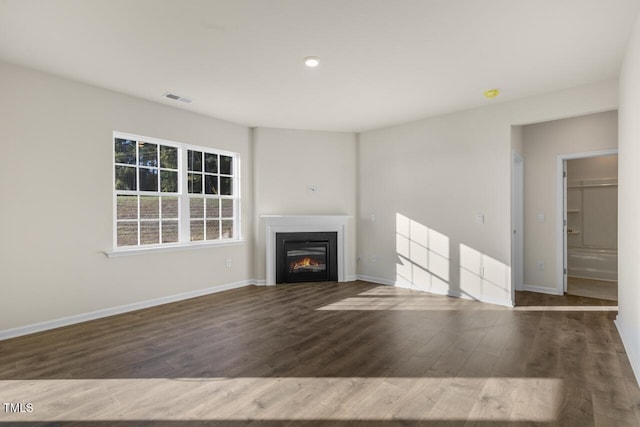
[521,284,563,296]
[356,274,396,286]
[0,279,255,341]
[356,275,512,307]
[615,318,640,387]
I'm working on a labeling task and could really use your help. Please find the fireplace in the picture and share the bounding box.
[262,215,349,285]
[276,232,338,283]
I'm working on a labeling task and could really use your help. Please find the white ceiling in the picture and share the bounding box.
[1,0,638,132]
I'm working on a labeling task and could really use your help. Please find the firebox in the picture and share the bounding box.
[275,232,338,283]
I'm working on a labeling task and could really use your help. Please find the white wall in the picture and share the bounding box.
[617,10,640,384]
[511,126,524,156]
[252,127,357,282]
[521,112,618,291]
[357,81,618,307]
[567,154,618,182]
[0,62,253,334]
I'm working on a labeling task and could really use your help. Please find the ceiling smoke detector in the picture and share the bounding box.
[483,89,500,99]
[162,92,193,104]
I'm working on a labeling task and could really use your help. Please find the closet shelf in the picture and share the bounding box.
[567,209,581,213]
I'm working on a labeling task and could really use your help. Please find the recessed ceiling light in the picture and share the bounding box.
[304,56,320,68]
[484,89,499,99]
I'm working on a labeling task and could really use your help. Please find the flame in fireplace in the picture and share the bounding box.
[290,257,321,271]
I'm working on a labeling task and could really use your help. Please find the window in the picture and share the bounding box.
[113,132,239,249]
[186,149,236,241]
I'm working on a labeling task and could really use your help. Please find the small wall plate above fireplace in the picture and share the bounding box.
[276,232,338,283]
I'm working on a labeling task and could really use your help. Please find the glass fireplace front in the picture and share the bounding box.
[275,232,338,284]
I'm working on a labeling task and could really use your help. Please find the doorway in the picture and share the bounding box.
[511,150,524,304]
[557,150,618,300]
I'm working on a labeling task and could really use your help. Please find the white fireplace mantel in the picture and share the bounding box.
[262,215,350,285]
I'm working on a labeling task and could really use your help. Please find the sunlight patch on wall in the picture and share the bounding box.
[0,377,563,422]
[459,243,511,304]
[395,213,450,294]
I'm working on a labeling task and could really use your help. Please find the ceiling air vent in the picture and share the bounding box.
[162,92,193,104]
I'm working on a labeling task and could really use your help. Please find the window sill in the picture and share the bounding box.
[105,240,246,258]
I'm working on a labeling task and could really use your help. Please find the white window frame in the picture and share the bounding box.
[110,131,241,255]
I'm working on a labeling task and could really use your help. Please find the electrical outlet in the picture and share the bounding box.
[225,258,232,268]
[537,261,544,270]
[371,255,377,263]
[370,213,376,222]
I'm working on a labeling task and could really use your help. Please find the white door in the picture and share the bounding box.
[511,151,524,302]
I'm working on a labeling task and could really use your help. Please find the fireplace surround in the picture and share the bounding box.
[262,215,350,285]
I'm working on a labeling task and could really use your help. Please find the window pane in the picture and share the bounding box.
[220,177,232,195]
[221,220,233,239]
[188,173,202,194]
[140,196,159,219]
[140,221,160,245]
[139,168,159,191]
[162,220,179,243]
[220,155,233,175]
[115,139,136,165]
[205,153,218,173]
[188,150,202,172]
[117,222,138,246]
[160,170,178,193]
[115,166,137,190]
[206,220,220,240]
[204,175,218,195]
[221,199,233,218]
[161,197,179,219]
[190,220,204,241]
[160,145,178,169]
[206,198,220,218]
[190,197,204,219]
[138,142,158,167]
[117,195,138,220]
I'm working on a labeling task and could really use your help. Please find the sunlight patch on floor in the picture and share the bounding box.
[0,377,563,422]
[317,297,616,311]
[316,296,504,311]
[513,305,618,311]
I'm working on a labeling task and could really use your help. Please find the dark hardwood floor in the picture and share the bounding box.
[0,281,637,426]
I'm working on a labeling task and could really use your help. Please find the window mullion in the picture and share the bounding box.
[234,154,240,240]
[136,142,141,246]
[179,146,190,243]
